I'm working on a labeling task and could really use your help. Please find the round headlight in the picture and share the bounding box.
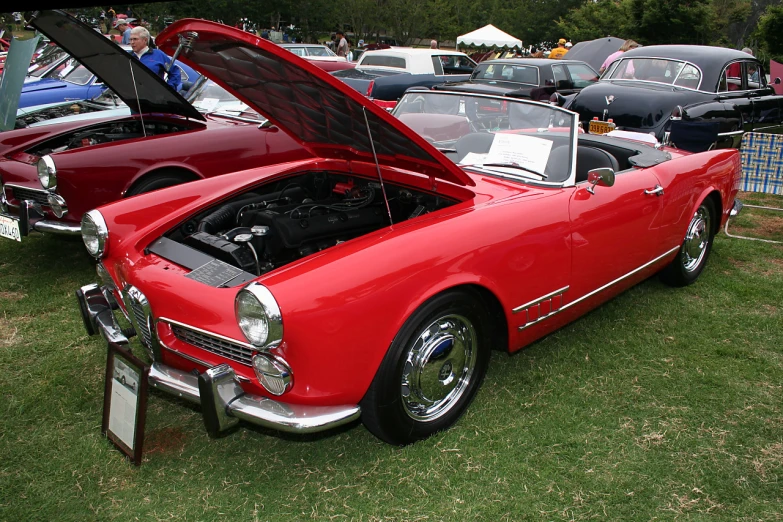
[252,353,292,396]
[81,210,109,258]
[37,155,57,190]
[235,283,283,348]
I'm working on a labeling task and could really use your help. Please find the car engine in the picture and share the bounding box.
[165,171,457,277]
[27,120,190,155]
[15,102,107,129]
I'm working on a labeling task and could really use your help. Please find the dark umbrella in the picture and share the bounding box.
[567,37,626,72]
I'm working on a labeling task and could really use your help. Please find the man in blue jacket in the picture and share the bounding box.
[129,26,182,91]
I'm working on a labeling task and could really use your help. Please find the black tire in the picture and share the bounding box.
[360,289,491,445]
[126,171,191,196]
[660,198,716,287]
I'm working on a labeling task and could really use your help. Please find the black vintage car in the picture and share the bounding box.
[432,58,599,101]
[561,45,783,148]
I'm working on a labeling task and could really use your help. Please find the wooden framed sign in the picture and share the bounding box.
[102,342,150,466]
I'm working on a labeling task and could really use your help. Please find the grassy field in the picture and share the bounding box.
[1,193,781,521]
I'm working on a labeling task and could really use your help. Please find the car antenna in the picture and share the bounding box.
[362,107,393,226]
[128,60,147,138]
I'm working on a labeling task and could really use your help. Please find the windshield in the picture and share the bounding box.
[28,48,67,77]
[393,91,577,183]
[43,57,95,85]
[605,57,702,88]
[471,63,539,85]
[187,79,266,122]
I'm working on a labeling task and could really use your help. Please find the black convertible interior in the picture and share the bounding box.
[451,132,671,183]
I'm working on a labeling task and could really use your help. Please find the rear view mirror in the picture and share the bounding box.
[586,167,615,194]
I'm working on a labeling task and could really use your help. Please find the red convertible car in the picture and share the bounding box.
[77,20,741,446]
[0,10,309,241]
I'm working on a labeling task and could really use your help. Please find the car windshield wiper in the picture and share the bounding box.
[474,162,548,180]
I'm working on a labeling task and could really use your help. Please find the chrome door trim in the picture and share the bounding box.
[515,246,680,331]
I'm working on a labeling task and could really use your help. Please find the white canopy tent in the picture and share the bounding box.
[456,24,523,50]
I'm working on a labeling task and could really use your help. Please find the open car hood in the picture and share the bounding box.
[29,10,204,122]
[156,19,474,187]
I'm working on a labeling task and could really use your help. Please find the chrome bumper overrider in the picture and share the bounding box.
[76,283,361,436]
[19,200,81,236]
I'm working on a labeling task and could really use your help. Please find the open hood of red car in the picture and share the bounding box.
[156,19,474,187]
[29,10,204,122]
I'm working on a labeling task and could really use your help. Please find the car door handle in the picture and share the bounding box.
[644,185,664,196]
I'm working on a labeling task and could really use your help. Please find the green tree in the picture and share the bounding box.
[628,0,712,44]
[757,4,783,62]
[556,0,634,43]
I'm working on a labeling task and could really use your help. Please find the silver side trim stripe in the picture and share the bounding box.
[513,286,570,313]
[515,246,680,331]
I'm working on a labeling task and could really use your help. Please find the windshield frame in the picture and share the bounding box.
[392,90,579,187]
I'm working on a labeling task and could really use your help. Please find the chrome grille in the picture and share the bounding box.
[171,324,253,366]
[130,298,152,347]
[122,286,153,349]
[11,186,49,206]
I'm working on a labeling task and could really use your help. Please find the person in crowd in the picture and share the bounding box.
[430,39,438,49]
[548,38,569,59]
[336,30,348,57]
[115,18,131,45]
[740,48,760,84]
[565,41,573,50]
[129,26,182,91]
[599,39,639,74]
[107,6,116,26]
[13,12,23,32]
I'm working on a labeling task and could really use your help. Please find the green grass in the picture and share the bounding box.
[1,199,781,521]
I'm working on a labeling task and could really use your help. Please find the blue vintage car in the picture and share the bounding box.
[18,48,199,109]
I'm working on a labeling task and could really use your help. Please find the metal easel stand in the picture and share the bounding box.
[723,200,783,244]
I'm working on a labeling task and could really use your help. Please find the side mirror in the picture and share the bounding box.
[775,77,781,85]
[586,167,615,194]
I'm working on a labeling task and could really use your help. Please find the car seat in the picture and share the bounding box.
[575,146,619,182]
[454,132,495,162]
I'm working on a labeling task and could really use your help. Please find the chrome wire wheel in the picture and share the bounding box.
[682,205,712,273]
[400,313,478,422]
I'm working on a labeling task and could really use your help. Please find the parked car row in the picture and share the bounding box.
[328,39,783,154]
[0,11,750,448]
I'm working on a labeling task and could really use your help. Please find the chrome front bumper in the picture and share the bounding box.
[17,200,81,236]
[76,283,361,436]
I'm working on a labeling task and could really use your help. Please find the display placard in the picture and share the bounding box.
[102,342,149,466]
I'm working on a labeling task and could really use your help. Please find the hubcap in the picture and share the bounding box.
[682,205,711,272]
[400,314,478,422]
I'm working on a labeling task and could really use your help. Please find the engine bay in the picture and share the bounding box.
[27,119,191,155]
[15,102,107,129]
[165,171,458,279]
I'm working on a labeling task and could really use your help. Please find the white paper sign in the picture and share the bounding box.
[108,358,139,450]
[485,134,553,174]
[458,152,489,165]
[195,97,220,112]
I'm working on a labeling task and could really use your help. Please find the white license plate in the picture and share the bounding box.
[0,214,22,242]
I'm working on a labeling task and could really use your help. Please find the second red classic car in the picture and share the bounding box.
[0,10,309,241]
[77,20,741,446]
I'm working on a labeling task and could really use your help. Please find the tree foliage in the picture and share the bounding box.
[117,0,772,50]
[757,4,783,62]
